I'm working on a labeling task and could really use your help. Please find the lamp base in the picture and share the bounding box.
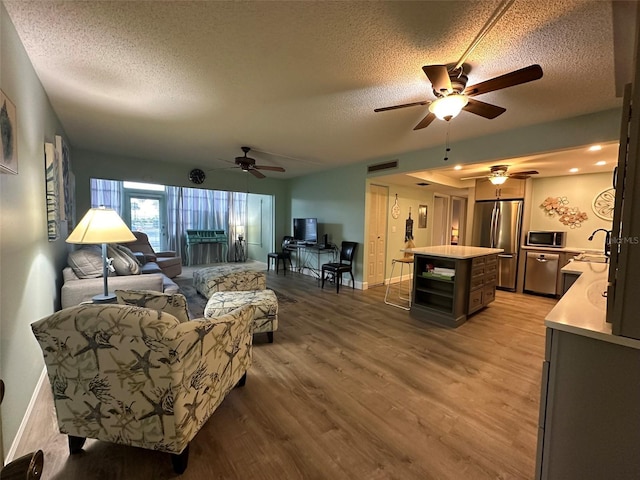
[91,293,117,304]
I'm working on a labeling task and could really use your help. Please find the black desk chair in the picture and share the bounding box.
[267,236,294,275]
[321,241,357,293]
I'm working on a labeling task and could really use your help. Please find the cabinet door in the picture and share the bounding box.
[496,179,525,199]
[475,178,525,200]
[474,178,499,200]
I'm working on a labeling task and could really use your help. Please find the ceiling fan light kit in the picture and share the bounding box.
[428,94,469,121]
[489,174,509,185]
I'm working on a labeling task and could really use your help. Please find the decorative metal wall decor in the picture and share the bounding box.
[540,195,588,228]
[592,188,615,221]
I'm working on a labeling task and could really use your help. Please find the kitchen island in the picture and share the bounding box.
[536,261,640,479]
[405,245,504,327]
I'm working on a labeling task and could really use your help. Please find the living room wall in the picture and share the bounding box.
[0,3,70,459]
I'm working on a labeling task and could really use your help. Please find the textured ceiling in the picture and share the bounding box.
[3,0,627,180]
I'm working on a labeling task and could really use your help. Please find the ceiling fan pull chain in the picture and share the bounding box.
[443,123,451,161]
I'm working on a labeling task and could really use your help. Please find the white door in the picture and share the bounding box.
[367,184,388,286]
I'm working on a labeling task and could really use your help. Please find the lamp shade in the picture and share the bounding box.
[489,175,508,185]
[67,207,136,244]
[428,94,469,121]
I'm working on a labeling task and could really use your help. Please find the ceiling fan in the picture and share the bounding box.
[233,146,286,179]
[461,165,539,185]
[374,0,543,130]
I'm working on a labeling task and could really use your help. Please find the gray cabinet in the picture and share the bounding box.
[411,254,498,327]
[536,328,640,479]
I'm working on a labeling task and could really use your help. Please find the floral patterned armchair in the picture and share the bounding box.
[31,302,255,474]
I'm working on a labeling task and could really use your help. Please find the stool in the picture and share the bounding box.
[384,256,413,310]
[205,289,278,343]
[193,265,266,298]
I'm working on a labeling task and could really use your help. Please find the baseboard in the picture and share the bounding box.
[5,367,47,463]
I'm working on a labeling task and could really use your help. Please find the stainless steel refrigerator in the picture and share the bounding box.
[471,199,523,291]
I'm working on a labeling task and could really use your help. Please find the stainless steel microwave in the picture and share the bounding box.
[526,230,566,248]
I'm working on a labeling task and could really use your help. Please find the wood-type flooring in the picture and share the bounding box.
[15,269,557,480]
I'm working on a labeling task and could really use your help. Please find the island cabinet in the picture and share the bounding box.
[474,177,526,200]
[411,250,500,327]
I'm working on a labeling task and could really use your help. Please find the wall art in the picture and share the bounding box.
[540,195,588,228]
[56,135,74,227]
[0,90,18,174]
[45,142,59,240]
[592,188,615,221]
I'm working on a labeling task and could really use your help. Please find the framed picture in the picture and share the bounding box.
[0,90,18,174]
[56,135,74,227]
[45,142,59,240]
[418,205,428,228]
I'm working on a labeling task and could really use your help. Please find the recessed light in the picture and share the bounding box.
[454,165,462,170]
[595,161,606,166]
[570,168,579,173]
[588,145,602,152]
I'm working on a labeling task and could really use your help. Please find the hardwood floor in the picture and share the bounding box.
[16,269,557,479]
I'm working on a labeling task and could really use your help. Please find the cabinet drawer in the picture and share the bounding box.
[485,254,498,265]
[468,288,483,313]
[483,285,496,304]
[485,272,498,284]
[485,262,498,274]
[472,256,486,266]
[470,276,484,290]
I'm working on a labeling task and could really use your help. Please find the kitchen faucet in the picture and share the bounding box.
[588,228,612,257]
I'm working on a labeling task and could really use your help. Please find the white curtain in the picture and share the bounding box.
[92,180,247,264]
[90,178,122,214]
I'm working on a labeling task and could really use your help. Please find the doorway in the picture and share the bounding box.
[432,194,450,246]
[123,192,166,250]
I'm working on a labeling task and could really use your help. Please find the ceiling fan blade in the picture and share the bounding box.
[374,100,429,112]
[464,64,543,97]
[248,168,265,179]
[422,65,452,94]
[463,97,506,119]
[460,174,492,181]
[413,112,436,130]
[510,170,539,177]
[254,165,285,172]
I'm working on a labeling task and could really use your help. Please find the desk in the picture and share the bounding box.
[286,243,337,279]
[185,230,229,266]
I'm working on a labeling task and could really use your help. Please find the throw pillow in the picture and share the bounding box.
[115,289,190,323]
[107,245,140,276]
[67,246,103,279]
[117,244,142,267]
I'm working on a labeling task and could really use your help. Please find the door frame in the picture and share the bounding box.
[122,190,167,250]
[364,182,389,289]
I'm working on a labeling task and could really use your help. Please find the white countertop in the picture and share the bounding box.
[545,261,640,349]
[405,245,504,259]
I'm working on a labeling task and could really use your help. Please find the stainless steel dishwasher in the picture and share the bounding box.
[524,251,559,295]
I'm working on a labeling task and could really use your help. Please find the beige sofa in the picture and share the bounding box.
[61,245,179,308]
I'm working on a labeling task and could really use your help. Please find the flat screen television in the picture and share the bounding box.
[293,218,318,244]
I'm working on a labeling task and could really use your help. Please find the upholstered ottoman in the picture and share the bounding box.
[194,265,266,298]
[205,289,278,343]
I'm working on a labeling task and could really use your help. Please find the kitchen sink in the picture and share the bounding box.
[574,253,609,263]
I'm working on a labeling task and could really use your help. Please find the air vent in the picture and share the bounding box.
[367,160,398,173]
[416,182,430,186]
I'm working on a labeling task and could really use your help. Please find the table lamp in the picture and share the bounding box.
[66,206,136,303]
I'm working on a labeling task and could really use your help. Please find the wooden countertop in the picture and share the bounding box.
[545,261,640,349]
[404,245,504,259]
